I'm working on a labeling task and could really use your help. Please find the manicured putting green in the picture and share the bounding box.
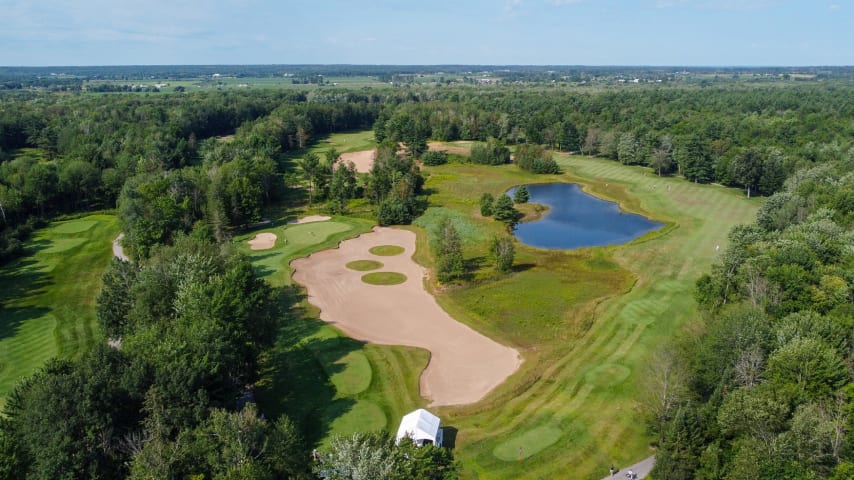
[493,425,563,461]
[361,272,407,285]
[346,259,384,271]
[51,220,98,234]
[368,245,405,256]
[320,350,373,395]
[324,400,387,443]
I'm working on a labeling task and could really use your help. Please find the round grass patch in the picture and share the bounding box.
[51,220,98,235]
[346,259,383,271]
[324,351,373,395]
[325,400,387,440]
[493,425,563,461]
[368,245,405,256]
[361,272,407,285]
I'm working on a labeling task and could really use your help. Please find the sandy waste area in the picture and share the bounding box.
[247,232,277,250]
[291,227,521,406]
[288,215,332,224]
[338,149,375,173]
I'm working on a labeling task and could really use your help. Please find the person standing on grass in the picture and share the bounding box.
[610,464,616,476]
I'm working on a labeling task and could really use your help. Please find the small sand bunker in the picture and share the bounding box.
[338,149,376,173]
[292,227,521,406]
[288,215,332,225]
[248,232,277,250]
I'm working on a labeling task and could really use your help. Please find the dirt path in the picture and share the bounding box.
[291,227,521,406]
[112,233,128,261]
[338,149,375,173]
[600,456,655,480]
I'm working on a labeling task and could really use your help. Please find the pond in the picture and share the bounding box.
[509,183,662,250]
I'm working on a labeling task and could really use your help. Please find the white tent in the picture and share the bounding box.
[395,409,443,447]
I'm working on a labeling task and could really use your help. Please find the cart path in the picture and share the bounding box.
[600,456,654,480]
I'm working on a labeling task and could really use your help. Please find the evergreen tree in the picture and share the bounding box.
[493,195,520,227]
[480,192,495,216]
[513,185,529,204]
[490,236,515,273]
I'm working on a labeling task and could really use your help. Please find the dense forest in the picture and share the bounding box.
[1,69,853,479]
[649,158,854,480]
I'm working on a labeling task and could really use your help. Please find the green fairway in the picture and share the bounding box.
[236,217,430,446]
[412,155,760,479]
[309,130,376,155]
[361,272,407,285]
[345,259,383,271]
[0,214,119,407]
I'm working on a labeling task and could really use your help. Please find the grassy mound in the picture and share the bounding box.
[368,245,405,256]
[361,272,407,285]
[345,260,383,271]
[0,215,119,407]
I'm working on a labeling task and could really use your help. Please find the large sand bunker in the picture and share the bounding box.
[248,232,277,250]
[292,227,521,406]
[338,149,375,173]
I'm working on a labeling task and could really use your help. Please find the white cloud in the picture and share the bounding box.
[504,0,523,15]
[829,3,841,11]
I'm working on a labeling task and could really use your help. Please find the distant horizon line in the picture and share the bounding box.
[1,63,852,69]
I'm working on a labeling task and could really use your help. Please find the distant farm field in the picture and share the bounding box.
[0,214,118,407]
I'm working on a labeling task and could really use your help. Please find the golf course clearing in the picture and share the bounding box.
[415,155,760,479]
[292,227,522,406]
[248,232,277,250]
[0,214,119,407]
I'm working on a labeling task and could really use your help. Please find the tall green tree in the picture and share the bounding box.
[490,236,515,273]
[493,195,520,227]
[435,219,464,283]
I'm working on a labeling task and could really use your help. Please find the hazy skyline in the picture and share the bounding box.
[1,0,850,66]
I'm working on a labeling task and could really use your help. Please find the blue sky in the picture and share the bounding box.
[0,0,850,66]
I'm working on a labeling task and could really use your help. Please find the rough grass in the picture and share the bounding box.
[345,260,383,271]
[368,245,405,256]
[361,272,407,285]
[412,152,760,479]
[237,218,430,446]
[0,215,119,408]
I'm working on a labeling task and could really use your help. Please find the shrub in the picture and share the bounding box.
[421,151,448,166]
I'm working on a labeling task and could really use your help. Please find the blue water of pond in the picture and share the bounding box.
[509,183,662,250]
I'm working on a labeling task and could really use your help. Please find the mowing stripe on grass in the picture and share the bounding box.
[0,215,119,407]
[429,155,759,479]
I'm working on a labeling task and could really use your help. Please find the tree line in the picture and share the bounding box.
[648,156,854,480]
